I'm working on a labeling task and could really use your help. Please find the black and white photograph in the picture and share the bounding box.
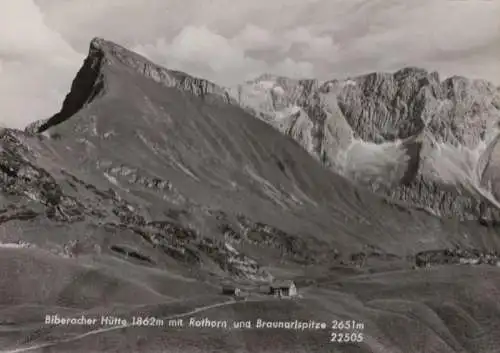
[1,0,500,352]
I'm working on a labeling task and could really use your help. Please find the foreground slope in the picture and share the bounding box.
[0,38,499,352]
[232,70,500,221]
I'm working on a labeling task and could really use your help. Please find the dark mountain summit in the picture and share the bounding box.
[33,37,236,135]
[2,38,500,352]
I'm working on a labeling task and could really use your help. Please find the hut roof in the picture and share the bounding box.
[222,285,238,290]
[270,280,294,288]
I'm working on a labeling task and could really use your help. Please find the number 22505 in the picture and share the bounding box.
[331,332,364,343]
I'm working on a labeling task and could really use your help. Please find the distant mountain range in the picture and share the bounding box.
[230,69,500,221]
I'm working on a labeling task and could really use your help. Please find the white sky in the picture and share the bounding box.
[0,0,499,128]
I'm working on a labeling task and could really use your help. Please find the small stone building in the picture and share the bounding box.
[269,280,297,297]
[222,286,241,296]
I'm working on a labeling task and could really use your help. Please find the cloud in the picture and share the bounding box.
[231,25,277,52]
[134,26,317,85]
[319,0,500,79]
[340,1,499,58]
[0,0,81,128]
[0,0,73,58]
[1,0,499,128]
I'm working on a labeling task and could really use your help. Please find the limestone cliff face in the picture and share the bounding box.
[232,68,500,220]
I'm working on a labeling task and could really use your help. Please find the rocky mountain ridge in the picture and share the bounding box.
[26,38,237,135]
[231,68,500,221]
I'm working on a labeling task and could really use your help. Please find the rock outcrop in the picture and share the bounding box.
[415,247,500,268]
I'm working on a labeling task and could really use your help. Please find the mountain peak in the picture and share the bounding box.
[34,37,236,133]
[88,37,236,103]
[89,37,114,51]
[88,37,161,73]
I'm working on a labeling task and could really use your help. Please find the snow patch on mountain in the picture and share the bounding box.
[339,138,413,188]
